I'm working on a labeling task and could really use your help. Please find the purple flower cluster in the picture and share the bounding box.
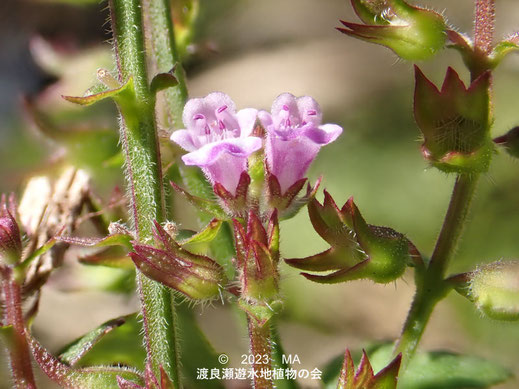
[171,92,342,194]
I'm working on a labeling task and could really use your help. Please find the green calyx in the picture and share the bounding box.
[340,0,447,61]
[470,261,519,321]
[414,66,493,174]
[286,192,413,284]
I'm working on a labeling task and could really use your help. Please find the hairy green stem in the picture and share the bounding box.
[109,0,180,385]
[394,178,478,360]
[395,174,480,369]
[394,289,436,365]
[142,0,188,129]
[428,175,480,276]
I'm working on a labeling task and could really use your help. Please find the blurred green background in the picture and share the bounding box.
[1,0,519,388]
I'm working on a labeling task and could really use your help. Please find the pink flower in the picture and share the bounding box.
[258,93,343,193]
[170,92,261,195]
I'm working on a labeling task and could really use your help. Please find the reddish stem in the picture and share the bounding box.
[1,268,37,388]
[247,317,273,389]
[474,0,495,55]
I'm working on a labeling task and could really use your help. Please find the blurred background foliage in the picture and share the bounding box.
[0,0,519,388]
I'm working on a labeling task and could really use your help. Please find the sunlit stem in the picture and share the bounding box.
[142,0,188,129]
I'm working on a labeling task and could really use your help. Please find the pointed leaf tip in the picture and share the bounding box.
[63,77,134,107]
[58,315,129,366]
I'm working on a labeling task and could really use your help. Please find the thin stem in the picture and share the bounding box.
[428,175,479,276]
[1,269,37,389]
[248,317,273,389]
[142,0,188,129]
[474,0,495,56]
[395,175,479,365]
[109,0,180,385]
[395,176,479,368]
[394,269,449,368]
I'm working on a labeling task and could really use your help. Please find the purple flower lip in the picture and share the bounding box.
[170,92,260,195]
[259,93,343,193]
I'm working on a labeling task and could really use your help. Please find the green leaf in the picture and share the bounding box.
[0,325,15,348]
[178,219,227,265]
[237,299,282,327]
[28,334,144,388]
[322,344,513,389]
[63,77,135,107]
[65,306,226,388]
[271,321,300,389]
[342,0,447,61]
[180,219,222,246]
[95,234,133,250]
[175,166,236,279]
[170,181,228,220]
[208,221,237,279]
[179,166,214,204]
[58,315,130,366]
[23,98,121,171]
[79,250,134,270]
[150,70,179,95]
[59,233,133,251]
[71,314,146,370]
[491,36,519,68]
[59,233,135,270]
[177,303,225,389]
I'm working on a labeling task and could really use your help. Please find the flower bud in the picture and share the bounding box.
[338,0,447,61]
[338,349,401,389]
[233,211,279,302]
[233,211,282,325]
[469,261,519,321]
[130,221,227,300]
[414,66,493,173]
[0,211,22,265]
[213,171,251,217]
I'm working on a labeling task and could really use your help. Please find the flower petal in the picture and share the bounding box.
[271,93,301,127]
[170,129,197,152]
[266,136,320,193]
[182,137,262,167]
[258,110,273,130]
[236,108,258,137]
[296,96,322,126]
[204,154,247,195]
[182,92,236,129]
[303,124,343,145]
